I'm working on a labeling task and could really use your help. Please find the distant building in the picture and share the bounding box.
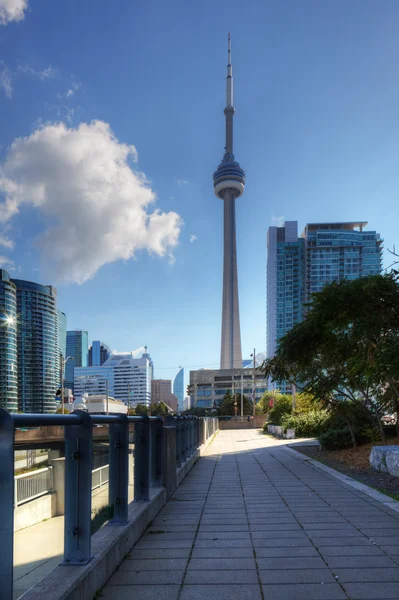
[152,379,178,412]
[58,310,67,361]
[266,221,383,393]
[189,367,267,409]
[66,331,89,391]
[89,340,112,366]
[173,367,184,411]
[74,349,153,407]
[12,277,60,413]
[73,365,115,400]
[183,396,192,412]
[72,394,127,415]
[302,222,382,300]
[0,269,18,411]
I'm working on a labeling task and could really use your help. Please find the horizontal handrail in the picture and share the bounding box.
[14,466,50,480]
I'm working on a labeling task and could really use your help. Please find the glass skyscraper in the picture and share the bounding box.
[173,367,184,411]
[267,221,382,393]
[65,330,89,391]
[303,222,383,300]
[89,340,112,366]
[11,278,60,413]
[0,269,18,411]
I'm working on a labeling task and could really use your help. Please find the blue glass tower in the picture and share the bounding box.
[11,278,59,413]
[173,367,184,411]
[65,330,89,391]
[0,269,18,411]
[89,340,112,366]
[213,34,245,369]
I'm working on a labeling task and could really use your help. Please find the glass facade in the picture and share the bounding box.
[0,270,18,411]
[303,223,383,299]
[11,278,59,413]
[173,367,184,411]
[89,340,112,366]
[65,330,89,391]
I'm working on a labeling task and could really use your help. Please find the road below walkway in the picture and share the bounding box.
[102,429,399,600]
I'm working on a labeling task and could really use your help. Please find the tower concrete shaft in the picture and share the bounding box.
[213,34,245,370]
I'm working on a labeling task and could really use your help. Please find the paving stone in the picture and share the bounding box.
[254,546,320,558]
[135,540,193,549]
[108,570,184,585]
[184,570,259,584]
[342,582,399,598]
[131,548,191,559]
[257,557,326,570]
[120,558,187,571]
[180,585,262,600]
[261,583,347,599]
[319,546,385,557]
[194,539,253,548]
[191,547,254,558]
[333,567,399,582]
[101,585,180,600]
[259,569,335,584]
[253,538,313,548]
[187,558,256,570]
[325,555,398,568]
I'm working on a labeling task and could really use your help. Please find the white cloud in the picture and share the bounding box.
[190,234,197,243]
[271,215,285,227]
[176,178,188,186]
[0,255,15,270]
[17,64,57,80]
[0,61,12,98]
[0,231,13,249]
[0,120,182,283]
[0,0,28,25]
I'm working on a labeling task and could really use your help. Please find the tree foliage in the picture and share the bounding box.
[217,389,253,416]
[134,403,148,416]
[261,273,399,443]
[150,402,169,416]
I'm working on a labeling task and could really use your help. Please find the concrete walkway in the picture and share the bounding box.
[102,429,399,600]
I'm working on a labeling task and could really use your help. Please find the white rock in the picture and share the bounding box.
[386,450,399,477]
[369,446,397,473]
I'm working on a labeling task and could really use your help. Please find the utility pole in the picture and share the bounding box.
[252,348,256,416]
[240,374,243,421]
[60,355,64,415]
[105,378,109,415]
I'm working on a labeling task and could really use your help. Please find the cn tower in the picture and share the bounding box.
[213,33,245,370]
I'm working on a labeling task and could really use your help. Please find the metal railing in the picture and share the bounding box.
[14,466,53,506]
[91,464,109,491]
[0,411,218,598]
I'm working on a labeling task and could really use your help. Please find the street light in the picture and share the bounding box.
[61,356,74,415]
[250,348,256,417]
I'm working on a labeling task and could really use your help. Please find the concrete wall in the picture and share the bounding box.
[14,493,56,532]
[219,415,267,429]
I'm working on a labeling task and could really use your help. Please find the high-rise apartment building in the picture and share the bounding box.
[65,330,88,391]
[11,278,60,413]
[266,221,382,392]
[266,222,305,362]
[173,367,184,411]
[74,349,153,407]
[58,310,67,360]
[0,270,18,411]
[88,340,112,366]
[303,222,382,299]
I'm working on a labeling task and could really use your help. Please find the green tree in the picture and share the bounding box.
[256,390,283,415]
[217,389,253,416]
[150,402,169,416]
[267,394,292,425]
[134,403,148,416]
[261,273,399,445]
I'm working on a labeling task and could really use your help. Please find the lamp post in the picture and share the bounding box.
[250,348,256,417]
[61,356,74,415]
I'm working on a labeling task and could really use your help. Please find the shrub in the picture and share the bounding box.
[267,395,292,425]
[317,427,353,450]
[281,410,330,437]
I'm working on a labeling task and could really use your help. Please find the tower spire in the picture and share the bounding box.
[226,32,233,107]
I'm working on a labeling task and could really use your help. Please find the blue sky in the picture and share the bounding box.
[1,0,399,388]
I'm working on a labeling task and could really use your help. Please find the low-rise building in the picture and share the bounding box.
[189,367,267,409]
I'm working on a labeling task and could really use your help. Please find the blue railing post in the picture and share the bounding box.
[134,416,150,501]
[108,414,129,525]
[151,417,164,487]
[175,416,182,467]
[190,418,195,453]
[181,417,187,462]
[0,409,15,599]
[62,410,93,565]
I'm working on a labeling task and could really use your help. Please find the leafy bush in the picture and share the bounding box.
[267,395,292,425]
[318,427,353,450]
[281,410,330,437]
